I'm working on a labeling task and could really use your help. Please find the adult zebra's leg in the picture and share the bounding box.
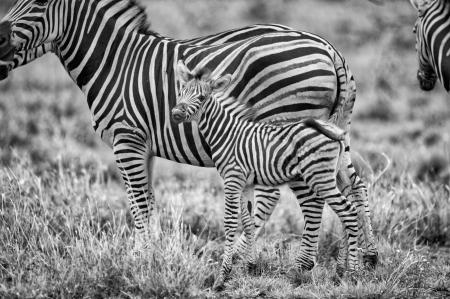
[234,185,280,262]
[112,126,153,250]
[339,150,378,268]
[334,74,378,268]
[289,179,325,272]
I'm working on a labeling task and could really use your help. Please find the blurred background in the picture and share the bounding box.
[0,0,448,240]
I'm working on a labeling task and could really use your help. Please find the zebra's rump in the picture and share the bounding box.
[182,31,338,123]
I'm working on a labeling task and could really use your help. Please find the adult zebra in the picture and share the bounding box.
[0,0,377,268]
[410,0,450,92]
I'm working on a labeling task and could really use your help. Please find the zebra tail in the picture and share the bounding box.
[303,118,346,141]
[328,49,356,130]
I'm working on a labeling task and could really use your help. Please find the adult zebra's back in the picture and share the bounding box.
[0,0,377,266]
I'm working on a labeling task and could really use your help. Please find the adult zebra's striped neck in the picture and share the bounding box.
[0,0,157,86]
[54,0,153,89]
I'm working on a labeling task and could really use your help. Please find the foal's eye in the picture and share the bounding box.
[198,95,206,101]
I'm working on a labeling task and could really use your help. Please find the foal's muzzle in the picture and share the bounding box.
[171,105,187,123]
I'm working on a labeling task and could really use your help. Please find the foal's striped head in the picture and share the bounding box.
[171,60,232,123]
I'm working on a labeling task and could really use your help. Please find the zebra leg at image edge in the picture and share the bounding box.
[289,179,325,272]
[233,185,280,267]
[112,126,154,251]
[213,176,246,291]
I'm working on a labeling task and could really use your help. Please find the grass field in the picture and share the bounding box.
[0,0,449,298]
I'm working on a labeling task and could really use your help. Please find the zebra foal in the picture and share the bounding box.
[171,62,360,290]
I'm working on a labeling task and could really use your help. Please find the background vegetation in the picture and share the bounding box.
[0,0,449,298]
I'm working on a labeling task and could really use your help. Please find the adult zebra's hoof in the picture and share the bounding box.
[363,253,378,270]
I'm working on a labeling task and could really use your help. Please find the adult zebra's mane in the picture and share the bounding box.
[91,0,152,34]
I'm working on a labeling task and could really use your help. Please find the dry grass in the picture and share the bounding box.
[1,156,449,298]
[0,0,449,298]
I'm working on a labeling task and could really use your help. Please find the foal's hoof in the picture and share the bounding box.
[331,274,343,286]
[363,253,378,270]
[131,244,150,257]
[336,266,359,284]
[212,278,225,292]
[285,267,312,285]
[346,271,359,285]
[247,262,260,276]
[336,265,346,278]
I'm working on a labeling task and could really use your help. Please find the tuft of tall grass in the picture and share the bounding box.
[371,174,450,247]
[0,156,219,298]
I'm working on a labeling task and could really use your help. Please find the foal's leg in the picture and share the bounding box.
[288,179,325,271]
[213,176,246,291]
[317,186,359,274]
[239,192,257,272]
[234,185,280,260]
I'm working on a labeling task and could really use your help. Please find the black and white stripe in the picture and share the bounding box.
[172,66,360,289]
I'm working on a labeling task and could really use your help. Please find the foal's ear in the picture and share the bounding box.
[198,68,212,81]
[211,74,232,92]
[177,60,193,84]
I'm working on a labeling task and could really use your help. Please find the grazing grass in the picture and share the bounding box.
[0,0,449,298]
[0,156,449,298]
